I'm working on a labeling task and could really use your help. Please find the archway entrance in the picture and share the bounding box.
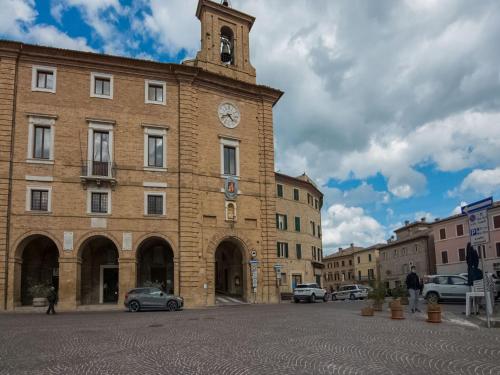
[214,239,245,301]
[79,236,119,305]
[136,237,174,293]
[19,235,59,306]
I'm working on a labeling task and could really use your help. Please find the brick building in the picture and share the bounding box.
[433,202,500,276]
[275,173,323,293]
[0,0,285,310]
[378,220,436,290]
[353,244,381,286]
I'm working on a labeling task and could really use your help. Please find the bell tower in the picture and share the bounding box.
[188,0,256,84]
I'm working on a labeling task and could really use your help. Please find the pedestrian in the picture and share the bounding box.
[46,286,57,315]
[406,266,421,313]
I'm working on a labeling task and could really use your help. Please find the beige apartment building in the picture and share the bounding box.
[378,220,436,290]
[275,173,324,293]
[433,202,500,276]
[353,244,381,286]
[0,0,286,310]
[323,245,361,291]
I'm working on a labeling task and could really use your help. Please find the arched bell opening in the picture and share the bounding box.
[220,26,234,65]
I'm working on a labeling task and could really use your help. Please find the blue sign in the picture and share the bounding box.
[461,197,493,214]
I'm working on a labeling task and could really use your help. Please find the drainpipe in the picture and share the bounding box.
[4,44,22,309]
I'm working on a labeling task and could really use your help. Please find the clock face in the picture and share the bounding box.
[218,102,241,128]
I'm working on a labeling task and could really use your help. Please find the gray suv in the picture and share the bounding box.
[124,287,183,312]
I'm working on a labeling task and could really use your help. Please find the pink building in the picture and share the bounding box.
[433,202,500,277]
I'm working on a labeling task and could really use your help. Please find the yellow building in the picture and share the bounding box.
[275,173,324,294]
[353,245,381,286]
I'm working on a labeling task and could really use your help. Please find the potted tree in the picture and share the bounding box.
[389,286,404,319]
[368,284,385,312]
[427,301,442,323]
[395,285,409,305]
[28,283,50,307]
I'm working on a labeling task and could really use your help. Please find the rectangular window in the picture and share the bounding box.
[312,246,316,260]
[91,73,113,99]
[95,77,110,96]
[91,192,108,213]
[293,188,299,201]
[92,131,110,176]
[296,244,302,259]
[311,221,316,236]
[456,224,464,237]
[341,260,345,267]
[33,126,51,159]
[441,251,448,264]
[349,259,352,266]
[307,193,312,205]
[37,70,54,90]
[276,214,287,230]
[223,145,236,175]
[148,84,163,102]
[317,225,321,238]
[148,135,163,168]
[494,215,500,229]
[368,254,372,262]
[496,243,500,257]
[315,199,319,209]
[357,256,360,264]
[277,242,289,258]
[458,248,466,262]
[439,228,446,240]
[30,190,49,211]
[145,80,166,104]
[280,272,287,285]
[294,216,301,232]
[368,269,374,280]
[277,184,283,197]
[32,66,56,93]
[147,194,163,215]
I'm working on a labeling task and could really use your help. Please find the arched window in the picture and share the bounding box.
[220,26,234,65]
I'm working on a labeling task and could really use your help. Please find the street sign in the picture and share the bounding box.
[274,264,282,280]
[249,260,258,289]
[462,197,493,246]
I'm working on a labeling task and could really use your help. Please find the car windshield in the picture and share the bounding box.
[296,284,315,289]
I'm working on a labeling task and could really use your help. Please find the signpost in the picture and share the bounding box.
[274,264,282,304]
[462,197,493,328]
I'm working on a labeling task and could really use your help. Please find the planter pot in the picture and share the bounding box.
[33,297,48,307]
[390,306,404,320]
[389,299,401,309]
[361,307,374,316]
[427,305,442,323]
[372,301,383,311]
[400,296,409,305]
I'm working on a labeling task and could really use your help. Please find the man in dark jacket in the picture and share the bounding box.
[406,266,421,313]
[46,286,57,315]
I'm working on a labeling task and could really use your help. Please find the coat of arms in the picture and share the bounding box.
[224,177,238,200]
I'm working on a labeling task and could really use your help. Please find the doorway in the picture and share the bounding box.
[100,265,119,304]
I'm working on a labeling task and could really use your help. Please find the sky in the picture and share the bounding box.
[2,0,500,254]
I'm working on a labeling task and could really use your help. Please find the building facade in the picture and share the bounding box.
[433,202,500,277]
[378,220,436,290]
[275,173,323,293]
[0,0,285,310]
[353,245,381,286]
[323,245,361,291]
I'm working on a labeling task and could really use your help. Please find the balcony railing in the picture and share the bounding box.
[80,161,117,188]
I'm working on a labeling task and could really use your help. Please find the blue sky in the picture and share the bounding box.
[2,0,500,254]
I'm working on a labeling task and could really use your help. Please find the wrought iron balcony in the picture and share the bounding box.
[80,161,117,188]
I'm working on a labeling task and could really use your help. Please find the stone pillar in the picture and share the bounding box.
[58,257,78,310]
[118,258,136,305]
[6,256,21,310]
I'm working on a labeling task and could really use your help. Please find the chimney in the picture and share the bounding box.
[421,217,426,222]
[405,220,410,226]
[338,247,343,251]
[434,218,440,222]
[350,243,354,248]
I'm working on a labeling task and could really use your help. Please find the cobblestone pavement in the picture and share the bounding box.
[1,301,499,375]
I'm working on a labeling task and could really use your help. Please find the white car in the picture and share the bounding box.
[331,285,369,300]
[293,283,328,303]
[422,275,469,303]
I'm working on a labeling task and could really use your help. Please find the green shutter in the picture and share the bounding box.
[276,213,279,229]
[284,215,288,230]
[285,243,289,258]
[277,242,280,257]
[296,244,302,259]
[295,217,300,232]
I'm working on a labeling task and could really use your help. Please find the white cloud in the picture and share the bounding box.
[0,0,36,36]
[323,182,390,208]
[322,204,386,253]
[452,201,467,215]
[414,211,434,222]
[457,168,500,197]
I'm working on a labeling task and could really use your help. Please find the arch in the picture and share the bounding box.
[13,231,62,259]
[206,230,256,261]
[75,232,121,261]
[134,232,177,259]
[136,235,175,294]
[78,235,120,305]
[220,26,234,65]
[14,234,60,306]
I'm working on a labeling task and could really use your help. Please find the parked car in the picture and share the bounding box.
[331,285,368,301]
[422,275,469,303]
[293,283,328,303]
[124,287,184,312]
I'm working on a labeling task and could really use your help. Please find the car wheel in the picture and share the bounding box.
[426,292,439,304]
[310,294,316,303]
[332,294,337,301]
[167,300,178,312]
[323,295,328,302]
[294,298,300,303]
[129,300,140,312]
[349,294,355,300]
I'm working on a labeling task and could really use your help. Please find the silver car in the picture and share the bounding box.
[331,285,368,300]
[124,287,183,312]
[422,275,469,303]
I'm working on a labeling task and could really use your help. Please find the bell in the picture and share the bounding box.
[221,42,232,63]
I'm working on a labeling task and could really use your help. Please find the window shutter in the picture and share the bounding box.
[277,242,280,257]
[285,243,289,258]
[276,213,279,229]
[284,215,288,230]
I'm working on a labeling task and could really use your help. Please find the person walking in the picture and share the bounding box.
[406,266,421,313]
[46,286,58,315]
